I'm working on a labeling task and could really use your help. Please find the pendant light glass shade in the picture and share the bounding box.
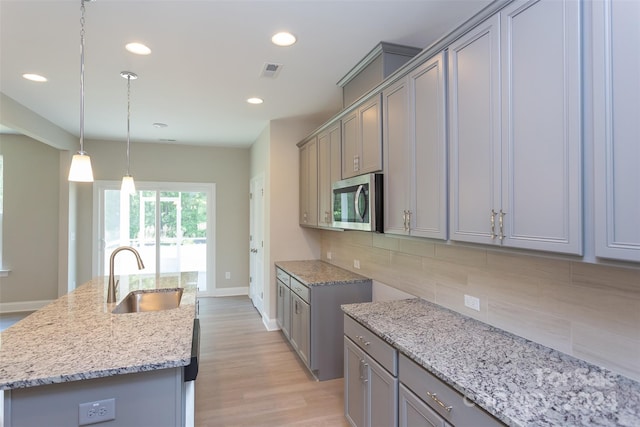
[120,71,138,195]
[69,0,94,182]
[68,152,94,182]
[121,175,136,194]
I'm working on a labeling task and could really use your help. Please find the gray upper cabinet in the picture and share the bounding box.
[449,0,582,255]
[342,94,383,179]
[384,52,448,239]
[299,137,318,227]
[318,122,342,227]
[592,0,640,262]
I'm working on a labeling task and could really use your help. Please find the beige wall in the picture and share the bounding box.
[320,230,640,382]
[0,135,60,304]
[75,140,250,291]
[249,117,325,323]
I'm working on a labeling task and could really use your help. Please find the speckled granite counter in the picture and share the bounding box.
[0,273,197,390]
[342,298,640,427]
[275,260,370,286]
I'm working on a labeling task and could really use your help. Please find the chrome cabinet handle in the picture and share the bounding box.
[490,209,497,239]
[498,209,506,241]
[426,391,452,412]
[362,362,369,383]
[356,335,370,346]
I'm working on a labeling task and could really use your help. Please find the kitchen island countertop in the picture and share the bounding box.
[0,273,197,390]
[342,298,640,427]
[275,260,370,286]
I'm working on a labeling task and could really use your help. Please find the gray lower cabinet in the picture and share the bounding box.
[399,355,504,427]
[276,268,291,338]
[276,266,372,381]
[290,290,310,367]
[276,278,291,338]
[399,383,450,427]
[344,315,398,427]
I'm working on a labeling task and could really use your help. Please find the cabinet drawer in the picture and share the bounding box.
[276,268,290,286]
[344,315,397,375]
[290,278,309,303]
[399,354,503,427]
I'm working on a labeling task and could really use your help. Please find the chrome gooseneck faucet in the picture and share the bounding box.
[107,246,145,303]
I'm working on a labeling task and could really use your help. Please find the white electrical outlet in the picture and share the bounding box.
[464,294,480,311]
[225,272,231,279]
[79,398,116,425]
[353,259,360,269]
[327,251,332,260]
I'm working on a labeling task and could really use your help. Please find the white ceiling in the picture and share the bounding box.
[1,0,491,148]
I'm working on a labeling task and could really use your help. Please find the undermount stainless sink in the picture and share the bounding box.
[112,288,184,314]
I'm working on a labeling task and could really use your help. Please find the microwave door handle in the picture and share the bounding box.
[354,185,364,221]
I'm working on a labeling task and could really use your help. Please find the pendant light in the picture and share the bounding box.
[68,0,94,182]
[120,71,138,195]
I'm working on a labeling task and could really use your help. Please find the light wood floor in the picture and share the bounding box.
[195,296,349,427]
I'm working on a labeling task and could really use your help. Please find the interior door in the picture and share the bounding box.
[249,175,265,315]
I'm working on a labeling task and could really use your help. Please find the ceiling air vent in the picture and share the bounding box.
[260,62,283,79]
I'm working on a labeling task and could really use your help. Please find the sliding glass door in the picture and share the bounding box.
[94,181,215,293]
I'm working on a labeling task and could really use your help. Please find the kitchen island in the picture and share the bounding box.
[0,272,198,427]
[343,298,640,426]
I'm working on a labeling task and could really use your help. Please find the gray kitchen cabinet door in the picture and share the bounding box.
[450,0,582,255]
[290,293,310,367]
[344,336,398,427]
[448,14,501,246]
[342,94,383,179]
[318,122,341,227]
[409,52,448,239]
[359,94,383,176]
[367,352,398,427]
[399,384,445,427]
[593,0,640,262]
[299,137,318,227]
[276,281,285,330]
[383,76,411,235]
[384,52,447,240]
[499,0,582,254]
[345,337,367,427]
[276,281,291,339]
[283,284,291,338]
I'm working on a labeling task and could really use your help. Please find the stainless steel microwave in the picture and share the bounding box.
[332,174,383,232]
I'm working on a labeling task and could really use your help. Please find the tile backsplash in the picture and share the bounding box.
[321,230,640,382]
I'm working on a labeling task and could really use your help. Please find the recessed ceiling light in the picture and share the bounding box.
[247,97,264,105]
[22,73,47,82]
[125,42,151,55]
[271,32,296,47]
[153,122,168,128]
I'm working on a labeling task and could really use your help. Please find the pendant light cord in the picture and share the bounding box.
[126,74,131,176]
[79,0,86,154]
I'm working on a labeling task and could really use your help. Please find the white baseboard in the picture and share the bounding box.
[0,299,52,314]
[262,315,279,331]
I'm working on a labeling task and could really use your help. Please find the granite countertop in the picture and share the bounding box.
[276,260,371,286]
[0,273,197,390]
[342,298,640,427]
